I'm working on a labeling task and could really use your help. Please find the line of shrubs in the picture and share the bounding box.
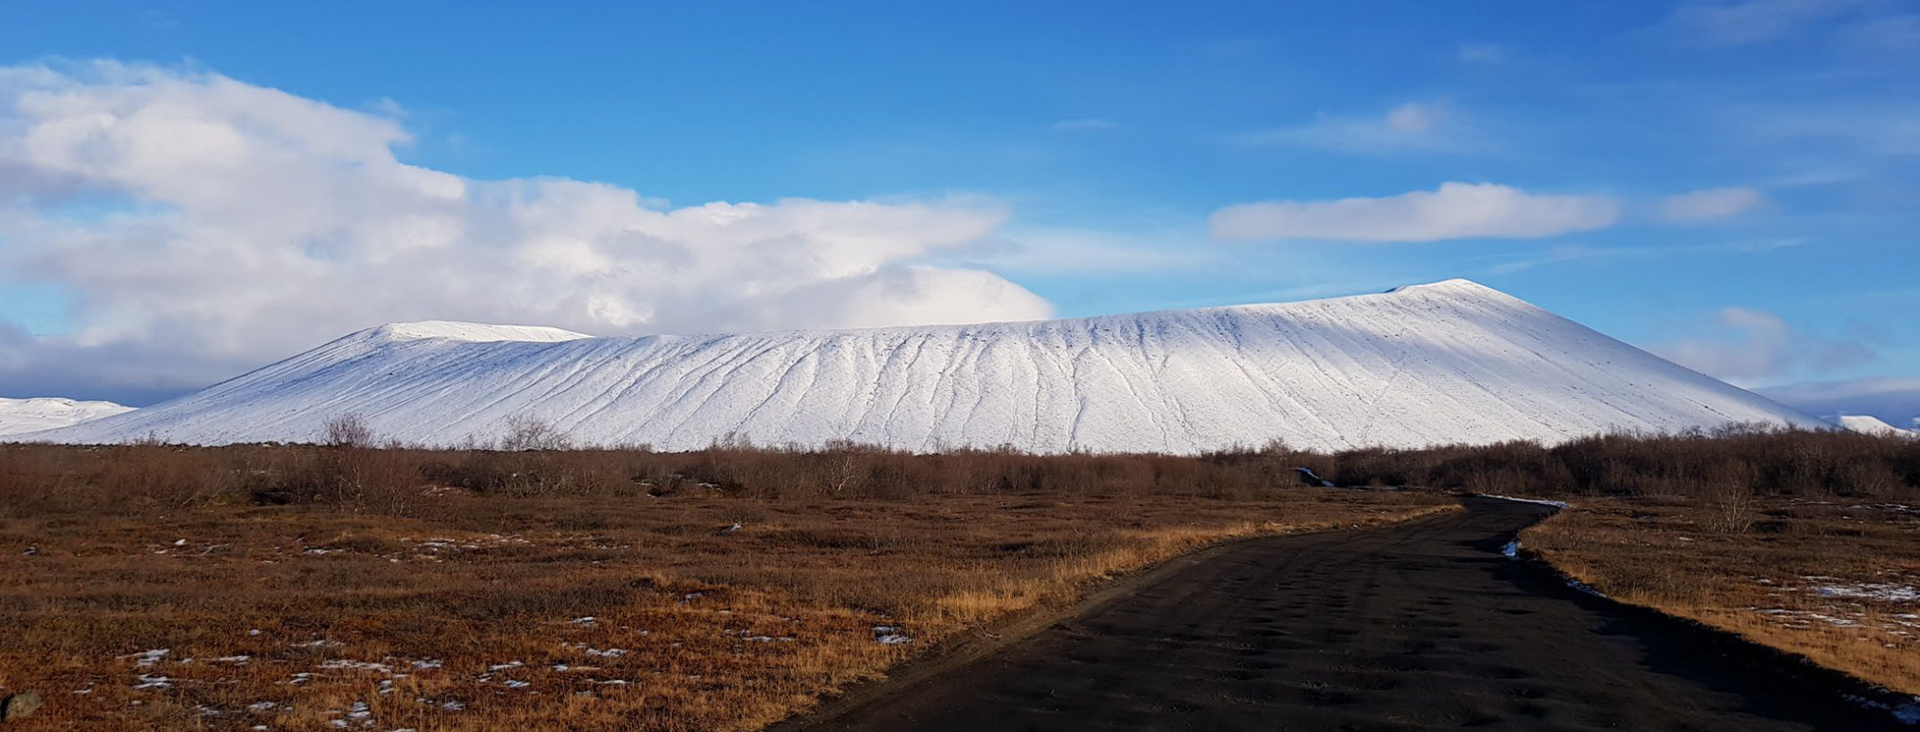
[1,419,1913,517]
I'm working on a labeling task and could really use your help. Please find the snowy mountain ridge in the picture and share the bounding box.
[1837,415,1916,438]
[368,321,593,344]
[30,279,1826,452]
[0,397,136,437]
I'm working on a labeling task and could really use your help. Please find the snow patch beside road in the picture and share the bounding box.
[1476,494,1571,509]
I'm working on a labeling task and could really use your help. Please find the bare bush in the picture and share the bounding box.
[322,414,375,448]
[820,439,871,494]
[501,415,572,452]
[1704,474,1757,534]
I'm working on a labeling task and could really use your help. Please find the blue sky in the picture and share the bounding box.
[0,1,1916,415]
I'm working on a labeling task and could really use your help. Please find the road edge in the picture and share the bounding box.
[763,500,1463,732]
[1508,510,1920,729]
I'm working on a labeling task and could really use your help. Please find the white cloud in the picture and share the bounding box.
[1652,307,1873,384]
[1663,0,1867,46]
[0,62,1055,402]
[1209,182,1621,242]
[1234,101,1474,154]
[1661,186,1768,221]
[1384,102,1441,134]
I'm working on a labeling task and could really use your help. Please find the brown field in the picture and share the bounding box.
[0,443,1448,731]
[3,426,1915,729]
[1522,496,1920,696]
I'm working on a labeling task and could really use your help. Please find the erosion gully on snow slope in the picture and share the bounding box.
[779,497,1908,732]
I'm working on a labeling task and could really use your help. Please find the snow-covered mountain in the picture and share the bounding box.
[32,280,1825,452]
[0,397,135,437]
[1762,378,1920,437]
[1837,415,1916,438]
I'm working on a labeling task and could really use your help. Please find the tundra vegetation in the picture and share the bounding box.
[0,422,1914,729]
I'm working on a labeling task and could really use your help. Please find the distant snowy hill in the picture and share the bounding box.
[34,280,1826,453]
[1837,415,1916,438]
[0,397,135,437]
[1762,378,1920,437]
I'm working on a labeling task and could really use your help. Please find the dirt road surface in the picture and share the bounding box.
[782,497,1907,731]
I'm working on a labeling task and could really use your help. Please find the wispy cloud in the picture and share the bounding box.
[1210,182,1620,243]
[1050,118,1121,133]
[1232,100,1480,154]
[1840,13,1920,51]
[1662,186,1768,221]
[1651,306,1874,384]
[1661,0,1869,46]
[1742,102,1920,156]
[1456,43,1507,64]
[1486,238,1804,275]
[954,226,1214,274]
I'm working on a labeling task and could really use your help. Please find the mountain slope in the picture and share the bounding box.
[0,397,135,437]
[35,280,1824,452]
[1837,415,1916,438]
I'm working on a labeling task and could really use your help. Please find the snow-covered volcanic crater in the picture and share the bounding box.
[27,280,1824,452]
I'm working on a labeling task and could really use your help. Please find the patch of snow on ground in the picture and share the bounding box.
[1850,693,1920,726]
[1476,494,1572,509]
[570,644,626,658]
[1755,607,1869,628]
[1895,698,1919,725]
[133,673,172,690]
[126,648,169,667]
[318,659,393,673]
[1564,579,1605,598]
[1295,467,1335,487]
[1501,539,1520,559]
[1813,583,1920,603]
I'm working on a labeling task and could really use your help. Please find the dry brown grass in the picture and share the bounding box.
[1523,496,1920,695]
[0,444,1448,731]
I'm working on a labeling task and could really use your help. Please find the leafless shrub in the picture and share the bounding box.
[1703,465,1758,534]
[322,414,375,449]
[1835,460,1904,498]
[820,439,871,495]
[501,415,572,452]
